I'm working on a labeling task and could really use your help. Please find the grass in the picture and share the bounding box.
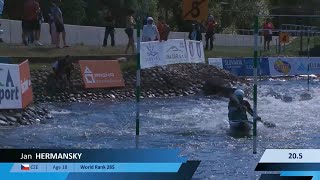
[1,37,319,72]
[0,44,128,57]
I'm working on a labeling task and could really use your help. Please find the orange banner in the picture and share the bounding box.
[19,60,33,109]
[79,60,125,89]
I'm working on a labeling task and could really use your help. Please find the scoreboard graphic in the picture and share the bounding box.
[0,149,200,180]
[256,149,320,180]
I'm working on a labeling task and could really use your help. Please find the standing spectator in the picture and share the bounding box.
[48,3,58,45]
[263,18,273,51]
[51,0,69,48]
[142,17,160,42]
[156,16,170,41]
[34,0,43,46]
[205,15,217,51]
[22,0,40,46]
[103,10,115,47]
[189,23,202,41]
[124,10,135,54]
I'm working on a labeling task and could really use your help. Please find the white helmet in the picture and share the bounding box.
[234,89,245,97]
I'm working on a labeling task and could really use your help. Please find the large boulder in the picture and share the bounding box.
[202,77,236,97]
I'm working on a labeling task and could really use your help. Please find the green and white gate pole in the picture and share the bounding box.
[307,28,310,91]
[253,15,259,154]
[135,16,141,147]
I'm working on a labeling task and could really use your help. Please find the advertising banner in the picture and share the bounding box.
[269,57,320,76]
[222,58,270,76]
[164,39,189,65]
[0,63,22,109]
[19,60,33,109]
[140,41,165,69]
[140,39,205,69]
[79,60,125,89]
[208,58,223,69]
[185,40,205,64]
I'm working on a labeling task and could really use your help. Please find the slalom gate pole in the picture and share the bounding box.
[135,15,141,148]
[259,35,263,82]
[307,29,310,91]
[253,15,259,154]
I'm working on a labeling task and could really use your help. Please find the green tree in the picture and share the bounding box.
[84,0,104,26]
[60,0,86,25]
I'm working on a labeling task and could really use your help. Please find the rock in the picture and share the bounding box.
[18,118,28,125]
[0,120,9,126]
[45,115,54,119]
[42,108,49,113]
[6,116,17,123]
[0,114,7,121]
[202,77,235,97]
[13,113,23,119]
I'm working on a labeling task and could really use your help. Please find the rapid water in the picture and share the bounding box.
[0,79,320,179]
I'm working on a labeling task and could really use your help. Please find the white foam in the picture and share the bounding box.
[50,109,72,115]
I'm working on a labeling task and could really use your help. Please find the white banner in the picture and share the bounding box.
[0,63,22,109]
[164,39,189,65]
[208,58,223,69]
[140,41,165,69]
[269,57,320,76]
[140,39,205,69]
[186,40,205,64]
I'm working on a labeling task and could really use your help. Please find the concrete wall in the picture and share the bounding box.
[0,19,279,47]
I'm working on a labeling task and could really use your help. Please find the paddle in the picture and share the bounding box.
[230,92,276,128]
[247,111,276,128]
[252,117,276,128]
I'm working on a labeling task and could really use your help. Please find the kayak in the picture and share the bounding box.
[228,120,252,137]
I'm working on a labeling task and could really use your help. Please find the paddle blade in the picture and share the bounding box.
[263,121,276,128]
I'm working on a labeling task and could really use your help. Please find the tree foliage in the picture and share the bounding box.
[60,0,86,25]
[2,0,320,31]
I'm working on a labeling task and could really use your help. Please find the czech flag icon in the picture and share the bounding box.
[21,164,30,171]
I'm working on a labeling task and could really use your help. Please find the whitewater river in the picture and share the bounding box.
[0,79,319,179]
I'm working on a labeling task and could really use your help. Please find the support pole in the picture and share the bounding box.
[253,15,259,154]
[135,16,141,142]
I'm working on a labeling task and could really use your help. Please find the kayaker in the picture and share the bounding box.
[228,89,261,123]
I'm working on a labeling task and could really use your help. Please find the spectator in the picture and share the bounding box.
[143,15,150,26]
[103,10,115,47]
[48,4,58,45]
[51,0,69,48]
[142,17,160,42]
[205,15,217,51]
[22,0,40,46]
[263,18,273,51]
[157,16,170,41]
[124,10,136,54]
[189,23,202,41]
[52,55,73,86]
[34,0,43,46]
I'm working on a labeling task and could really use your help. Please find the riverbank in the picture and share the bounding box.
[0,63,246,127]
